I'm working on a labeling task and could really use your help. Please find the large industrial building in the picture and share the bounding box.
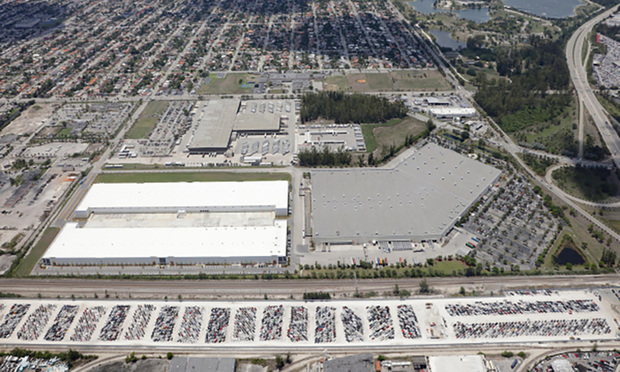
[73,181,289,218]
[310,143,501,245]
[42,181,289,266]
[188,99,293,153]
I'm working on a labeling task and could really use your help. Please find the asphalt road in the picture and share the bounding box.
[567,4,620,168]
[0,274,617,300]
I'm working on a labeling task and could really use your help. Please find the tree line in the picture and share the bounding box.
[301,91,408,124]
[297,146,352,167]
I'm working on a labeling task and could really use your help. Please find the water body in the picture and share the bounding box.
[503,0,584,18]
[554,247,585,265]
[430,29,466,50]
[408,0,491,23]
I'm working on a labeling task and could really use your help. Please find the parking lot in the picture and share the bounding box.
[532,351,619,372]
[593,34,620,89]
[0,289,617,349]
[461,173,559,271]
[29,103,133,144]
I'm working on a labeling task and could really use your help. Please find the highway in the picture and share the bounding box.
[0,274,617,300]
[567,4,620,167]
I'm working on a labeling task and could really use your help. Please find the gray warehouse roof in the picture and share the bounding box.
[188,99,290,151]
[323,353,374,372]
[170,357,235,372]
[311,143,501,243]
[233,100,290,132]
[188,100,238,151]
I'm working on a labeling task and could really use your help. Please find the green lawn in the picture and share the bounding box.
[361,124,379,153]
[14,227,59,277]
[197,73,254,95]
[324,75,349,91]
[324,71,451,92]
[365,73,393,90]
[95,171,291,184]
[601,218,620,235]
[361,117,426,154]
[391,70,451,91]
[55,127,73,138]
[125,101,169,139]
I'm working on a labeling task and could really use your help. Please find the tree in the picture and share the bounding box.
[419,279,430,294]
[358,154,366,167]
[300,91,407,124]
[166,352,174,360]
[601,248,617,267]
[368,152,375,166]
[126,352,137,363]
[276,355,285,370]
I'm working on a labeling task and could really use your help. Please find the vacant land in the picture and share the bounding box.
[197,73,254,95]
[362,117,426,154]
[508,102,577,156]
[552,166,619,202]
[95,171,291,183]
[14,227,59,277]
[324,70,450,92]
[89,359,169,372]
[125,101,168,139]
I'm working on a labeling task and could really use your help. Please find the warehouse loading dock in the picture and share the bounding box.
[187,99,294,154]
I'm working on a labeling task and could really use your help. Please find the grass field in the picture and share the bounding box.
[104,163,164,170]
[361,117,426,154]
[601,218,620,235]
[55,127,73,138]
[125,101,168,139]
[324,71,450,92]
[552,166,620,202]
[196,73,254,95]
[596,94,620,123]
[15,227,59,277]
[95,171,291,184]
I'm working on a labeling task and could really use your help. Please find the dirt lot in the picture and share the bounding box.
[1,104,58,137]
[89,359,169,372]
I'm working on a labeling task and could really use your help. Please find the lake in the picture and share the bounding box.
[430,29,466,50]
[503,0,585,18]
[408,0,491,23]
[554,246,585,265]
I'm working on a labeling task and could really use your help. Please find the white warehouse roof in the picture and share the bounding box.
[43,221,287,262]
[428,107,477,118]
[428,356,487,372]
[75,181,289,217]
